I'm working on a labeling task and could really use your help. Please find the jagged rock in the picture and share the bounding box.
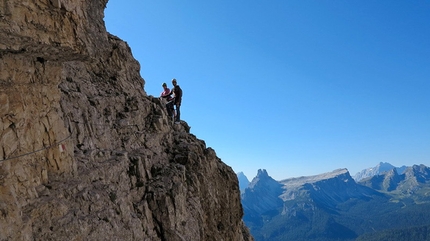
[0,0,253,240]
[242,169,283,215]
[359,168,403,192]
[237,172,250,193]
[353,162,407,182]
[279,169,372,204]
[360,164,430,194]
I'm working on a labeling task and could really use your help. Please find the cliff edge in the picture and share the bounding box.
[0,1,253,240]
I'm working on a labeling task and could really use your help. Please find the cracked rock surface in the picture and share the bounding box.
[0,0,253,240]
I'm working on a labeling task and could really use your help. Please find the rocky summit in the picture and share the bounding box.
[0,1,252,240]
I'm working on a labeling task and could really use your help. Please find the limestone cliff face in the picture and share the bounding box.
[0,1,253,240]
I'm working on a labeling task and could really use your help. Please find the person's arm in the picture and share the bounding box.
[160,88,171,98]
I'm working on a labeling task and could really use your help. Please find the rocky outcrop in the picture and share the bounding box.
[359,164,430,194]
[359,168,403,192]
[242,169,283,215]
[237,172,250,193]
[0,0,252,240]
[353,162,407,182]
[279,169,378,206]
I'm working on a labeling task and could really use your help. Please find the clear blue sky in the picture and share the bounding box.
[104,1,430,181]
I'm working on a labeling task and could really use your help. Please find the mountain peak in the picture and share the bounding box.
[236,172,250,192]
[354,162,395,181]
[405,164,430,183]
[248,169,278,189]
[377,162,395,169]
[241,169,283,216]
[256,169,269,178]
[359,164,430,193]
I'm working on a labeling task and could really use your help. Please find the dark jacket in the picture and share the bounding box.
[172,85,182,105]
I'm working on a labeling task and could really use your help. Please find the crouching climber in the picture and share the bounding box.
[160,82,175,120]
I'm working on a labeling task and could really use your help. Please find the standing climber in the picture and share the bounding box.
[171,78,182,123]
[160,82,175,120]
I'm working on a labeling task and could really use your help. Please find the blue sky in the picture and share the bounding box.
[104,1,430,181]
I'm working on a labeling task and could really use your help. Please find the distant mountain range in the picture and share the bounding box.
[353,162,407,182]
[238,163,430,241]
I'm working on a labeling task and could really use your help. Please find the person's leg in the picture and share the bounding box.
[175,104,181,122]
[166,102,173,118]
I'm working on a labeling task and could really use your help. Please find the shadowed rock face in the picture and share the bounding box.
[0,1,253,240]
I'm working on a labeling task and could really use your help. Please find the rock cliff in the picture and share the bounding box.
[0,1,253,240]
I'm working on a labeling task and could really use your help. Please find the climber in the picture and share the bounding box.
[160,82,175,120]
[171,78,182,123]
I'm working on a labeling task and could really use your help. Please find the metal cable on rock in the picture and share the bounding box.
[0,128,73,162]
[0,119,146,162]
